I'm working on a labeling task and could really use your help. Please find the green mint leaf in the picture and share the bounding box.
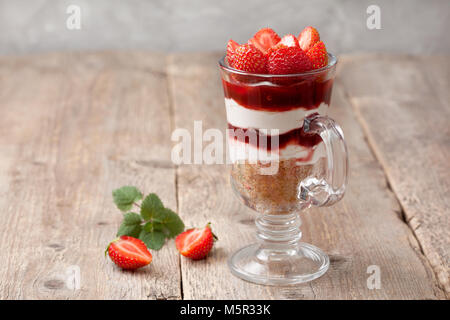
[139,230,165,250]
[112,186,143,212]
[159,208,185,238]
[116,212,142,238]
[140,193,164,220]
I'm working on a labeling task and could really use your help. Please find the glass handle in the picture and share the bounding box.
[300,114,349,207]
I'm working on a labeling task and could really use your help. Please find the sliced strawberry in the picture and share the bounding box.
[306,41,328,69]
[107,236,152,270]
[232,44,267,73]
[226,39,239,66]
[298,26,320,52]
[267,46,313,74]
[175,223,217,260]
[266,34,299,56]
[277,34,299,48]
[248,28,281,54]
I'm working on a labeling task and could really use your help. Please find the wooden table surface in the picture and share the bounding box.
[0,52,448,300]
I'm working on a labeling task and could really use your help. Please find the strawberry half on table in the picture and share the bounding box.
[175,223,218,260]
[106,236,152,270]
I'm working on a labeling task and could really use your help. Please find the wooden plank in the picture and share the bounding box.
[0,52,181,299]
[338,54,449,297]
[167,52,443,299]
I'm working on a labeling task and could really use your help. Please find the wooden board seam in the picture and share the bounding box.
[165,55,185,300]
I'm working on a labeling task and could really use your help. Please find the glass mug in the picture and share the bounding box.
[219,53,348,285]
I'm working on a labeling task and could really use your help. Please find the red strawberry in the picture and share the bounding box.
[175,223,217,260]
[248,28,281,54]
[266,34,299,56]
[277,34,299,48]
[306,41,328,69]
[226,39,239,66]
[106,236,152,270]
[232,44,267,73]
[298,26,320,51]
[267,46,313,74]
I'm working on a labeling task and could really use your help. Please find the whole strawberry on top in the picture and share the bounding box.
[268,46,312,74]
[226,26,329,75]
[306,41,328,69]
[233,44,267,74]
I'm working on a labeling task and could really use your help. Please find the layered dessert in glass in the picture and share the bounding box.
[221,27,336,215]
[219,27,347,285]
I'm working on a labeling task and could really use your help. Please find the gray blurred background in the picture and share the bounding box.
[0,0,449,55]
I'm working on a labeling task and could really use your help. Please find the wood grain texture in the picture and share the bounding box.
[0,51,446,299]
[0,52,181,299]
[338,54,449,297]
[167,52,443,299]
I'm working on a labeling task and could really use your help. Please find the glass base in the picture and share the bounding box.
[228,242,329,285]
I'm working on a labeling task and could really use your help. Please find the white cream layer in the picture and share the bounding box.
[225,98,329,134]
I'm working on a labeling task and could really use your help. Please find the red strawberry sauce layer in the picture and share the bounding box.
[222,77,333,111]
[224,76,333,152]
[228,123,322,151]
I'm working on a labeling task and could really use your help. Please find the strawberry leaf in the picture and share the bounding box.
[123,212,142,225]
[139,230,165,250]
[143,221,164,233]
[116,212,142,238]
[112,186,186,252]
[112,186,143,212]
[159,208,185,238]
[141,193,165,220]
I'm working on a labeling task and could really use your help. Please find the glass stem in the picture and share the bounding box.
[255,213,302,249]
